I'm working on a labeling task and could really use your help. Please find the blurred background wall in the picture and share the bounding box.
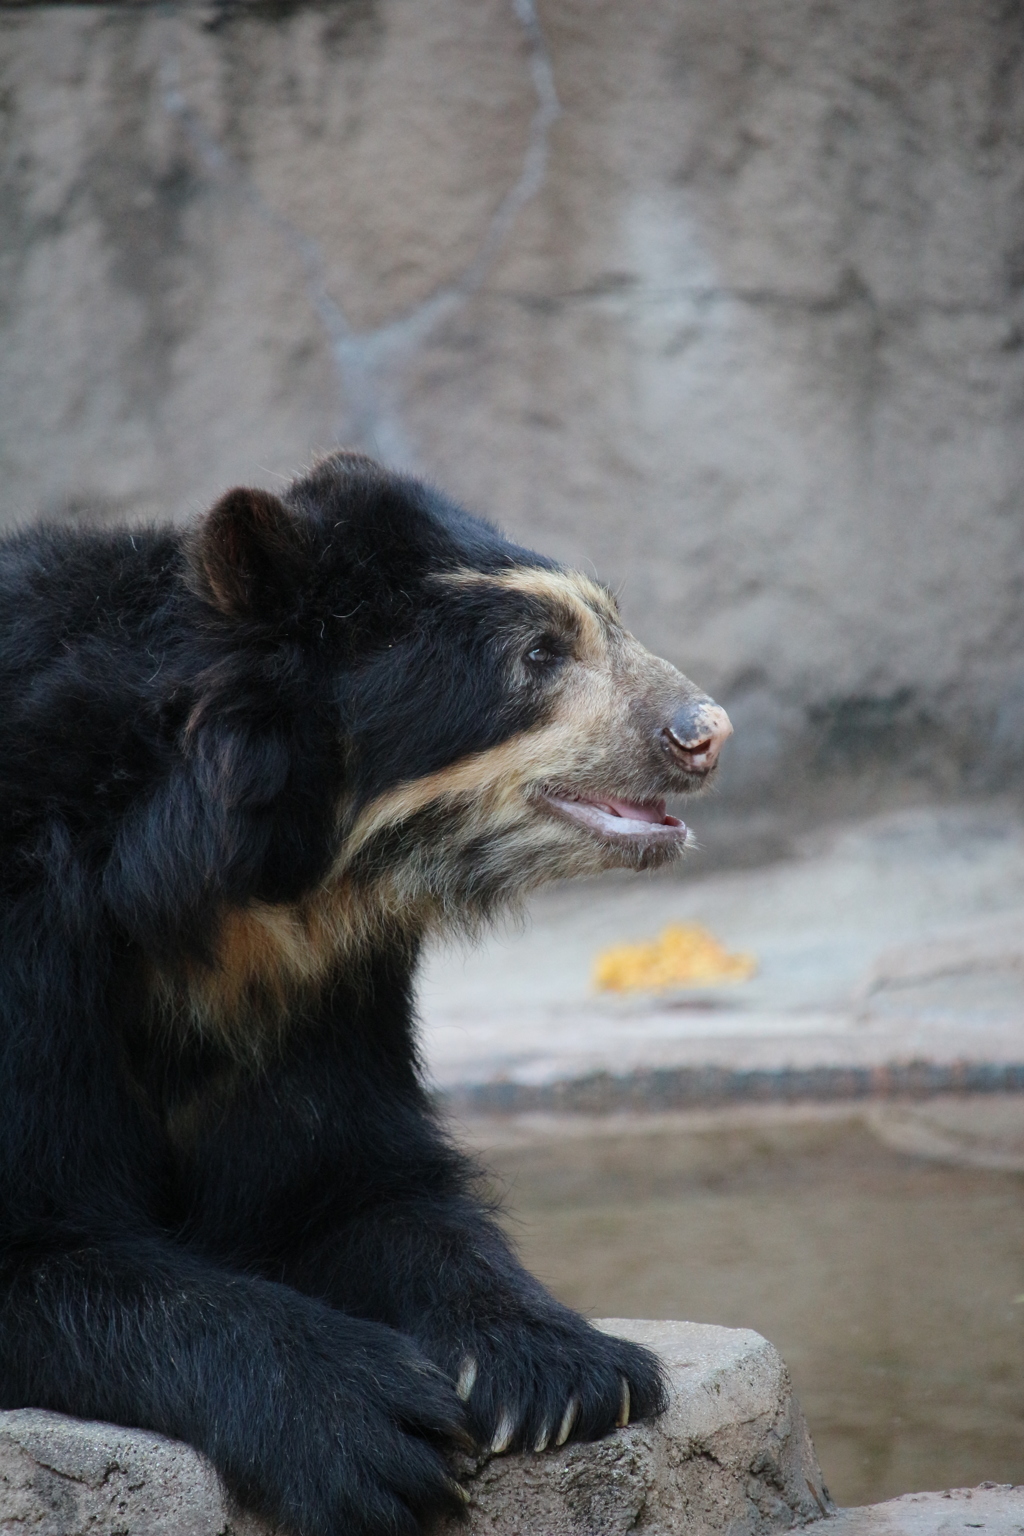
[2,0,1023,837]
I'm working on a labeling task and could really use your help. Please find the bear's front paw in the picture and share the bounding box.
[222,1316,471,1536]
[431,1310,667,1456]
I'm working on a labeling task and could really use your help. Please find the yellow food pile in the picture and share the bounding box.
[593,923,757,993]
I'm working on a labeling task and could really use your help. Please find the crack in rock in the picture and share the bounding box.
[159,0,561,468]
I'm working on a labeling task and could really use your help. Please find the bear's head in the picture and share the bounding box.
[186,452,731,947]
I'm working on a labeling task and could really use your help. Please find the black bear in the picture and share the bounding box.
[0,452,731,1536]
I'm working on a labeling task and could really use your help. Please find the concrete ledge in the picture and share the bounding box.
[442,1060,1024,1116]
[0,1319,827,1536]
[818,1484,1024,1534]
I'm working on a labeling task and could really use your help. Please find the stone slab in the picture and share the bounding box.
[446,1319,828,1535]
[0,1408,264,1536]
[0,1319,826,1536]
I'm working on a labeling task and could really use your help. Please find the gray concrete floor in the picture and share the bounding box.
[419,802,1024,1094]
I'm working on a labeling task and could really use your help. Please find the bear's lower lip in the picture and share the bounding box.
[540,792,688,841]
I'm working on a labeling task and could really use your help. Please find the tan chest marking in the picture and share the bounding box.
[150,883,415,1053]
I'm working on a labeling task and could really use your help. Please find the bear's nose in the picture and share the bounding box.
[662,700,733,776]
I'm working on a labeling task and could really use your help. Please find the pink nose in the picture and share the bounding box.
[662,701,733,775]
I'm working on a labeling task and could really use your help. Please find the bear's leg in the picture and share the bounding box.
[0,1233,470,1535]
[285,1182,668,1455]
[0,928,468,1536]
[179,960,668,1459]
[196,1089,666,1455]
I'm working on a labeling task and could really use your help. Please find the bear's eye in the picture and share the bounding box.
[524,638,563,669]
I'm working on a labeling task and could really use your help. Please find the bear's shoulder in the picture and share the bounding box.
[0,521,183,658]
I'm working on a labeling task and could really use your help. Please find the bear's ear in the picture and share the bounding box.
[188,486,306,621]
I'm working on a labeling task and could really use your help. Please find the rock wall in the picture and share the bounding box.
[2,0,1023,808]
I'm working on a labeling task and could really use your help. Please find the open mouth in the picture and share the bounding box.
[541,791,689,842]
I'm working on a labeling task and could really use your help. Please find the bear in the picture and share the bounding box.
[0,451,732,1536]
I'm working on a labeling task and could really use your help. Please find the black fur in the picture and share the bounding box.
[0,455,668,1536]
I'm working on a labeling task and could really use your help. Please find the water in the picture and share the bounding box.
[468,1104,1024,1507]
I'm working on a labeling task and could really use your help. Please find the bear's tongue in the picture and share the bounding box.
[591,795,675,825]
[542,791,687,839]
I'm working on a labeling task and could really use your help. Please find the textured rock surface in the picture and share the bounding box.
[1,1,1023,808]
[818,1484,1024,1535]
[0,1408,265,1536]
[0,1319,826,1535]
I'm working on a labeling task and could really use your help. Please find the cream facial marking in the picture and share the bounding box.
[433,564,619,619]
[157,562,725,1051]
[433,566,619,657]
[339,567,695,872]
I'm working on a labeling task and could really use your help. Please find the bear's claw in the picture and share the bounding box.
[555,1395,579,1446]
[489,1409,517,1454]
[456,1354,478,1401]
